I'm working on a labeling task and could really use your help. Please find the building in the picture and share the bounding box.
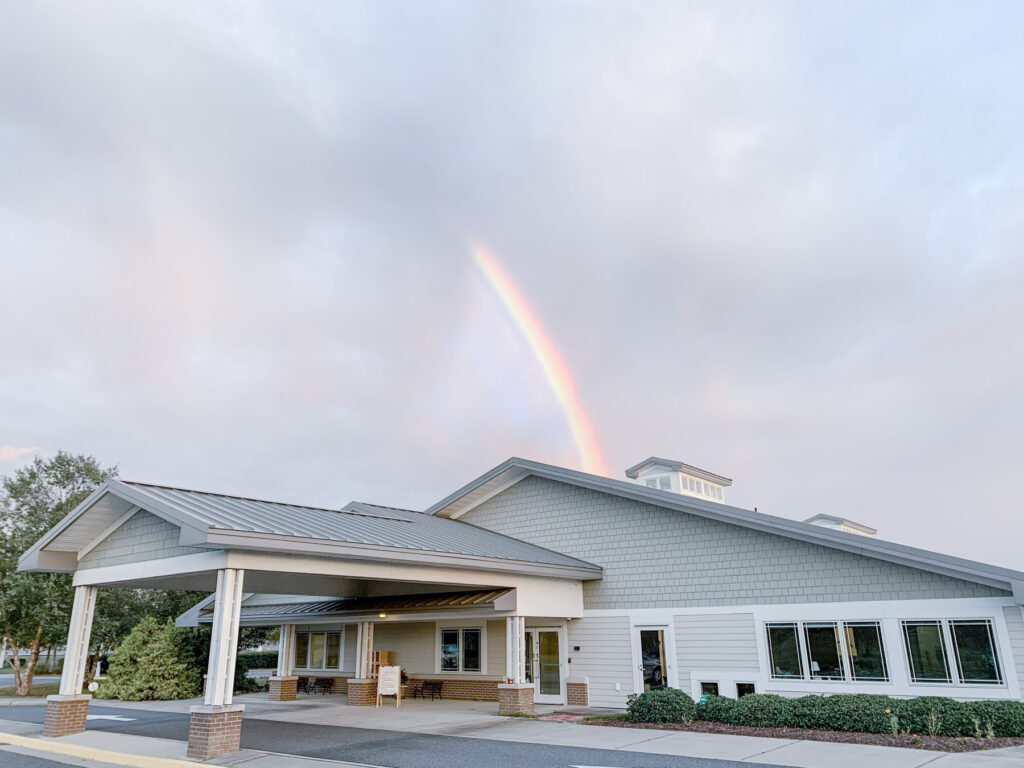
[19,456,1024,759]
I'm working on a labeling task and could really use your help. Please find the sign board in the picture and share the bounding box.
[376,665,401,707]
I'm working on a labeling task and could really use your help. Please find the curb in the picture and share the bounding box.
[0,730,206,768]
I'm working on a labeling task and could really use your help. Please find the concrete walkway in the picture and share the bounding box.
[6,693,1024,768]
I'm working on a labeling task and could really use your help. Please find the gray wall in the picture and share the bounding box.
[675,612,760,686]
[460,476,1006,610]
[566,615,634,708]
[79,509,204,568]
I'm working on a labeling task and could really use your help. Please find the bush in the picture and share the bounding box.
[696,694,740,724]
[818,694,898,734]
[239,651,278,669]
[896,697,971,737]
[96,618,199,701]
[963,700,1024,738]
[731,694,793,728]
[627,688,697,724]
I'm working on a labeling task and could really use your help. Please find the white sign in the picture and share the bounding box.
[376,665,401,707]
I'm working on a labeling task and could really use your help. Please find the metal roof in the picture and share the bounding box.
[20,479,601,576]
[428,457,1024,597]
[624,456,733,485]
[199,589,511,622]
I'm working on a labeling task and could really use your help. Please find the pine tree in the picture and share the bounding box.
[97,618,199,701]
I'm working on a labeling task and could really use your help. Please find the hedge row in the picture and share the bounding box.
[627,690,1024,738]
[238,651,279,669]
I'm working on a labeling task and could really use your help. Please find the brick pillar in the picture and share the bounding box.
[186,704,245,760]
[566,678,589,707]
[346,678,377,706]
[42,694,91,737]
[268,675,298,701]
[497,682,534,715]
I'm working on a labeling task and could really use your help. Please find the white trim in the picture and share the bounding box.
[441,474,528,521]
[630,621,679,693]
[529,625,567,704]
[291,627,345,673]
[77,506,141,559]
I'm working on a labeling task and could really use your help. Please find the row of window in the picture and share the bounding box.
[766,619,1003,685]
[643,475,724,500]
[294,631,343,671]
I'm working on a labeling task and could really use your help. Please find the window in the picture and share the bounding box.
[766,623,804,678]
[903,621,952,684]
[645,479,658,488]
[736,683,756,697]
[950,620,1003,685]
[294,630,342,671]
[688,478,696,491]
[844,622,888,681]
[658,477,671,491]
[804,623,844,680]
[439,627,484,673]
[700,681,719,696]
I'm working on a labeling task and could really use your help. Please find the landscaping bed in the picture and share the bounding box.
[582,716,1024,752]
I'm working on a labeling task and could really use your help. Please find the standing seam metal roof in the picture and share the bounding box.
[118,481,598,570]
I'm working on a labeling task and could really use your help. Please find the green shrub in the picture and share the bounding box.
[731,694,792,728]
[696,694,740,724]
[823,694,899,733]
[238,651,278,669]
[627,688,697,724]
[96,618,199,701]
[896,697,971,737]
[963,700,1024,738]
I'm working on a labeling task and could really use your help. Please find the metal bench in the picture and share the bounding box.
[415,680,443,700]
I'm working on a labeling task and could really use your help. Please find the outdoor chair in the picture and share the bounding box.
[297,676,311,694]
[314,678,332,695]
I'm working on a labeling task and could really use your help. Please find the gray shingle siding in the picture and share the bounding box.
[78,510,205,568]
[459,476,1006,609]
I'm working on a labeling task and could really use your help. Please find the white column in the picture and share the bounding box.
[276,624,295,677]
[204,568,244,706]
[504,616,527,684]
[517,616,527,683]
[354,621,374,678]
[58,586,97,696]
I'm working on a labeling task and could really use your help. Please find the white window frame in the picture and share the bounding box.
[434,621,488,675]
[902,618,1004,686]
[293,628,345,672]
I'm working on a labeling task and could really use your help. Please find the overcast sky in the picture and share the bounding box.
[2,1,1022,569]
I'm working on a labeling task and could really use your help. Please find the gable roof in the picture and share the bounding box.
[427,457,1024,600]
[18,479,602,579]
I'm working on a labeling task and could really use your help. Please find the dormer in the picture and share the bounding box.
[624,457,732,502]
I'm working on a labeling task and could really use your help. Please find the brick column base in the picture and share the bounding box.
[346,678,377,706]
[268,675,298,701]
[43,694,91,737]
[186,704,245,760]
[497,683,534,715]
[567,679,589,707]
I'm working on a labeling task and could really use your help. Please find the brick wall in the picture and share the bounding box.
[460,475,1007,609]
[417,678,499,701]
[186,706,244,760]
[497,683,533,714]
[566,681,589,707]
[268,677,297,701]
[42,696,89,737]
[346,678,377,706]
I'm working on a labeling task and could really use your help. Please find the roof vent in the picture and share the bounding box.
[625,457,732,503]
[803,514,876,537]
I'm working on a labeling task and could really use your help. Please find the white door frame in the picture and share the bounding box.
[530,625,566,705]
[631,622,679,693]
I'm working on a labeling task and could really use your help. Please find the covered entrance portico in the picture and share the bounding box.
[17,480,601,759]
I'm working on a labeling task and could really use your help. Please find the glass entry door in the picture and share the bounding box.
[528,628,563,704]
[635,626,669,692]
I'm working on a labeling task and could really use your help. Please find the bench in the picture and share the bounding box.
[415,680,443,700]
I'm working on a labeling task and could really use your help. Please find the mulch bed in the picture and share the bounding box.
[582,718,1024,752]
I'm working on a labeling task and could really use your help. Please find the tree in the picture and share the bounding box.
[0,452,117,695]
[95,618,199,701]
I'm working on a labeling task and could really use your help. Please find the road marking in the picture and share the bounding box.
[87,714,137,721]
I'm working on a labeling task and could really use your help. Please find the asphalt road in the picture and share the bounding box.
[0,674,61,687]
[0,705,788,768]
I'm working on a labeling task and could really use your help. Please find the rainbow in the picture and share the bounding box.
[472,243,611,477]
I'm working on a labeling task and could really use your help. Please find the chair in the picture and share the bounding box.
[296,676,310,694]
[314,678,332,695]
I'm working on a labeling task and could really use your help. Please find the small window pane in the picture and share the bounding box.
[700,681,719,696]
[767,623,803,678]
[658,477,671,490]
[903,621,951,683]
[441,629,460,671]
[309,632,326,669]
[951,621,1002,684]
[736,683,756,697]
[844,622,888,681]
[645,479,658,488]
[326,632,341,669]
[462,629,481,672]
[295,632,309,668]
[804,623,844,680]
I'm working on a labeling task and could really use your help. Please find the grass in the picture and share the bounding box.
[0,682,61,697]
[582,713,629,723]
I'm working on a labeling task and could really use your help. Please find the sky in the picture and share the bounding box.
[1,1,1022,569]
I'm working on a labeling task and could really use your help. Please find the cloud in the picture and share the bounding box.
[0,446,41,463]
[1,0,1022,569]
